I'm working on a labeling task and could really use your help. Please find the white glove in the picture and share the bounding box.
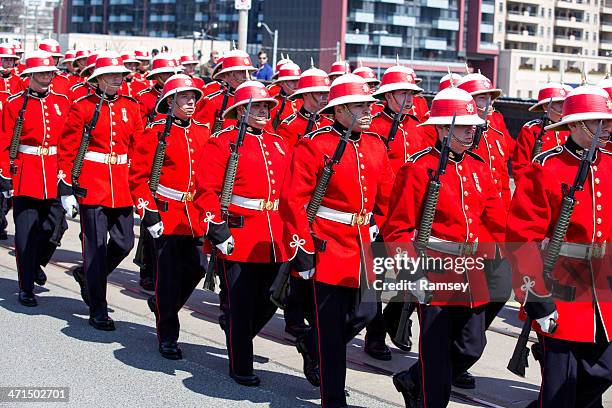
[61,195,79,218]
[298,268,315,280]
[536,310,559,334]
[147,221,164,238]
[369,224,379,242]
[215,235,234,255]
[2,190,13,198]
[410,277,431,304]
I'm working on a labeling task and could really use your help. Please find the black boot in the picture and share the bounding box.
[364,334,392,361]
[18,291,37,307]
[71,266,89,306]
[34,267,47,286]
[452,371,476,389]
[392,370,419,408]
[159,341,182,360]
[296,337,320,387]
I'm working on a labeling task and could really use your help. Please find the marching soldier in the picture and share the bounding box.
[268,56,292,97]
[194,81,290,386]
[327,60,350,80]
[58,51,143,331]
[0,45,24,94]
[133,49,152,83]
[353,65,379,93]
[60,50,81,87]
[506,84,612,408]
[129,74,210,359]
[402,67,430,122]
[386,86,506,407]
[269,62,301,131]
[119,53,148,98]
[36,39,71,97]
[133,53,181,291]
[178,55,206,91]
[70,49,90,77]
[0,51,70,306]
[69,53,98,101]
[274,66,332,338]
[512,82,572,181]
[280,74,394,407]
[193,49,255,131]
[439,72,463,91]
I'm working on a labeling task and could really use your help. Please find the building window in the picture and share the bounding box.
[539,45,543,51]
[499,1,503,12]
[547,27,551,37]
[528,91,533,99]
[540,7,544,17]
[498,22,503,32]
[539,26,543,36]
[586,13,589,22]
[517,90,521,98]
[586,31,589,40]
[548,9,552,18]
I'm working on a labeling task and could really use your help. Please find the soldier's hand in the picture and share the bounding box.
[536,310,559,334]
[298,268,315,280]
[147,221,164,238]
[61,195,79,218]
[215,235,234,255]
[369,224,379,242]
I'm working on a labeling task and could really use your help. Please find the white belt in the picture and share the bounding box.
[230,194,278,211]
[427,236,478,256]
[156,184,194,202]
[18,144,57,156]
[316,205,372,226]
[84,151,128,165]
[543,240,607,260]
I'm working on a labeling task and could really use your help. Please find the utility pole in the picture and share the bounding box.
[235,0,251,51]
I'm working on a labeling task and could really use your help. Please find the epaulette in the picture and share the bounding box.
[120,94,138,103]
[372,111,382,119]
[525,119,541,128]
[50,90,69,100]
[7,91,24,102]
[192,119,209,128]
[137,87,153,97]
[281,113,297,125]
[466,150,485,163]
[600,148,612,155]
[533,146,563,165]
[487,122,504,136]
[206,89,223,99]
[74,93,94,103]
[147,119,166,129]
[409,146,432,162]
[306,126,332,140]
[69,83,83,92]
[212,125,235,138]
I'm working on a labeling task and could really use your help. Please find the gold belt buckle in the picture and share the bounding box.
[109,154,118,165]
[463,242,475,256]
[352,214,365,226]
[184,191,194,202]
[41,147,49,155]
[591,243,606,259]
[264,200,275,211]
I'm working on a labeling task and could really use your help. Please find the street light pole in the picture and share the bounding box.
[377,43,382,78]
[257,22,278,69]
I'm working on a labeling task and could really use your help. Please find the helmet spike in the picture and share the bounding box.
[310,57,315,69]
[396,54,400,66]
[464,61,470,74]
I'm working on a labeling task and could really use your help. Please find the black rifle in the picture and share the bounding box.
[384,96,408,150]
[9,88,30,175]
[272,94,287,131]
[203,98,253,291]
[471,96,490,150]
[300,113,317,141]
[394,114,456,346]
[270,115,357,309]
[212,84,230,134]
[71,91,105,201]
[531,98,553,159]
[507,121,602,377]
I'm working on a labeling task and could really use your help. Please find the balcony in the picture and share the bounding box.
[555,0,591,11]
[553,35,587,47]
[600,40,612,51]
[601,23,612,33]
[432,18,459,31]
[390,15,416,27]
[425,0,449,9]
[350,11,375,23]
[506,31,540,43]
[480,23,494,34]
[480,42,499,51]
[373,34,404,47]
[507,11,540,25]
[380,0,404,3]
[481,2,495,14]
[507,0,541,5]
[345,33,370,45]
[109,14,133,22]
[419,37,448,50]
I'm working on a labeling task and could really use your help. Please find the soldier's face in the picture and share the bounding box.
[182,63,196,75]
[171,91,197,119]
[335,102,373,132]
[223,70,248,89]
[30,71,55,90]
[281,80,298,95]
[548,100,564,122]
[437,124,476,153]
[238,101,270,129]
[303,92,328,112]
[1,58,16,70]
[474,94,492,118]
[124,62,140,72]
[75,58,87,70]
[385,90,414,114]
[156,72,173,85]
[52,56,60,66]
[98,73,124,94]
[569,120,612,149]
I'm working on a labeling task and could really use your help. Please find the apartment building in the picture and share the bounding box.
[495,0,612,97]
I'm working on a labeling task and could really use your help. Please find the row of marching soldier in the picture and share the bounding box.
[0,38,610,408]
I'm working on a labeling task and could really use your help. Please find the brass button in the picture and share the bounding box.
[595,178,600,184]
[597,191,602,198]
[360,164,365,169]
[469,233,474,238]
[458,165,463,171]
[597,204,602,211]
[464,205,469,210]
[597,218,602,224]
[597,231,602,238]
[463,191,468,196]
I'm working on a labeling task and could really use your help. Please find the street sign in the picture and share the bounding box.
[235,0,251,10]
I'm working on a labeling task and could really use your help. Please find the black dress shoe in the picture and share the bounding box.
[364,335,392,361]
[452,371,476,389]
[34,267,47,286]
[296,338,320,387]
[139,277,155,292]
[230,372,260,387]
[147,296,158,319]
[18,291,37,307]
[88,316,115,331]
[159,341,182,360]
[285,323,310,338]
[72,266,89,306]
[393,370,419,408]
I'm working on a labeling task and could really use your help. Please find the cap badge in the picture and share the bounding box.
[466,103,474,113]
[185,79,193,86]
[111,58,119,65]
[43,59,50,65]
[607,100,612,110]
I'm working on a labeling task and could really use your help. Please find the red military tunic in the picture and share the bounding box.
[491,110,514,154]
[193,87,236,131]
[276,106,333,147]
[120,77,147,98]
[0,71,24,94]
[412,94,430,122]
[21,74,71,97]
[382,145,506,307]
[512,118,569,181]
[506,138,612,342]
[369,105,437,174]
[129,117,210,236]
[186,74,206,92]
[194,125,290,263]
[69,82,95,101]
[136,85,164,126]
[202,80,222,97]
[269,92,298,128]
[471,115,512,210]
[0,89,71,199]
[66,72,81,88]
[0,91,8,111]
[280,122,394,288]
[58,90,144,207]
